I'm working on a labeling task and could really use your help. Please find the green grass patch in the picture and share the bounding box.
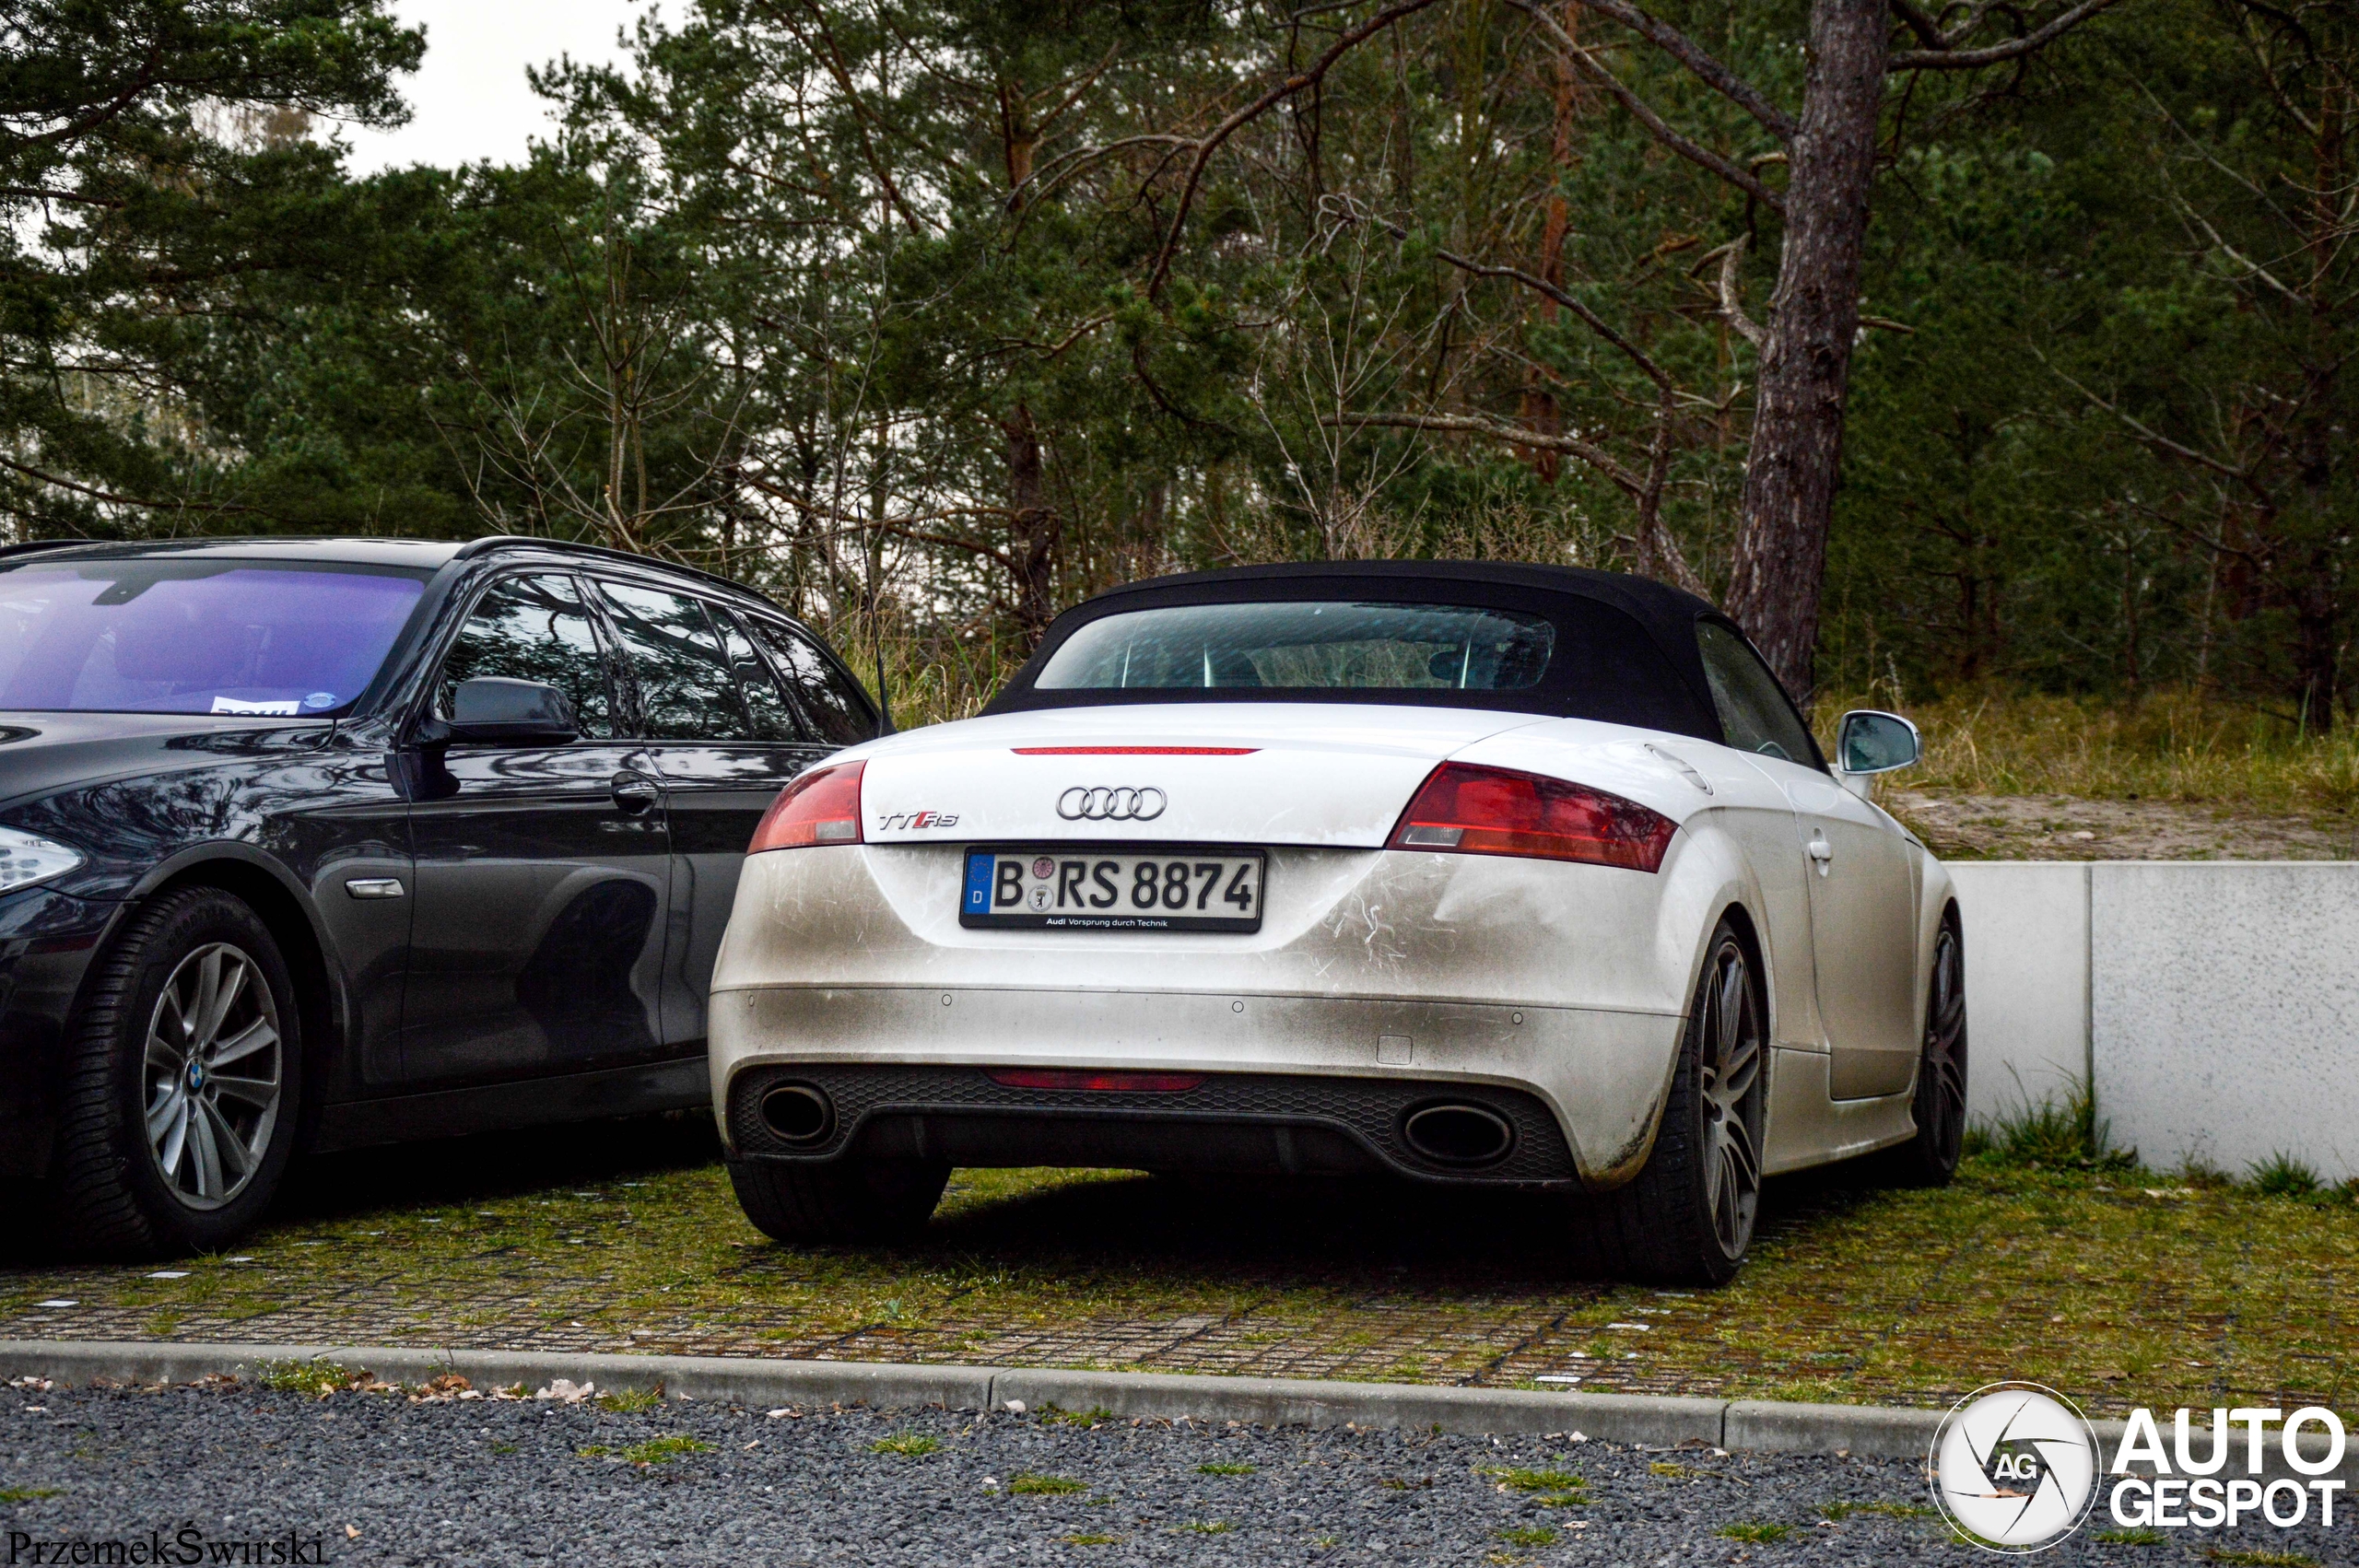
[1010,1473,1087,1495]
[255,1359,352,1396]
[1717,1523,1793,1543]
[1820,1500,1934,1521]
[2095,1527,2166,1545]
[1484,1467,1584,1493]
[1180,1521,1233,1534]
[581,1436,710,1465]
[2202,1550,2319,1567]
[1038,1404,1116,1427]
[593,1387,663,1413]
[488,1444,518,1456]
[2248,1152,2325,1199]
[0,1490,62,1504]
[1495,1527,1558,1548]
[1059,1534,1119,1546]
[870,1433,942,1456]
[1196,1462,1254,1476]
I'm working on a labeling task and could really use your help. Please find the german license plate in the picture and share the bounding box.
[960,848,1264,932]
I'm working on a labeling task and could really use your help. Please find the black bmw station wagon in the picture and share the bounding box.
[0,535,879,1256]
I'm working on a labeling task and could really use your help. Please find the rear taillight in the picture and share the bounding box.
[749,761,865,851]
[1387,762,1675,872]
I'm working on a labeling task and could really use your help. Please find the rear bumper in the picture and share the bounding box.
[722,1061,1581,1188]
[708,984,1685,1188]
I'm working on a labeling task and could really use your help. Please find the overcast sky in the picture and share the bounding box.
[335,0,648,174]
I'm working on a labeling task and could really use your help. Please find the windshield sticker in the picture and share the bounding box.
[210,696,302,716]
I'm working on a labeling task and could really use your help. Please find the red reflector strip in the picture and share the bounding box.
[1010,746,1259,755]
[986,1069,1206,1093]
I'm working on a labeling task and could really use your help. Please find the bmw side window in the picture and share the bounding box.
[594,580,755,743]
[1696,620,1818,766]
[435,574,615,739]
[714,609,808,743]
[745,616,877,746]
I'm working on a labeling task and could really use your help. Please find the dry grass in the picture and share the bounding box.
[823,613,1018,731]
[1814,686,2359,817]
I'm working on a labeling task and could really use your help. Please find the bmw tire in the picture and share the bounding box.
[49,888,303,1258]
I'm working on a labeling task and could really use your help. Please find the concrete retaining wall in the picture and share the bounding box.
[1946,861,2359,1182]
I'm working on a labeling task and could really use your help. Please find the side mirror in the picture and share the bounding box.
[433,677,578,746]
[1835,709,1920,797]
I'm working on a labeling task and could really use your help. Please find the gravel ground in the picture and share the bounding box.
[2,1384,2352,1566]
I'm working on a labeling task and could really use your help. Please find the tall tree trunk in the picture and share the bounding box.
[1517,3,1579,484]
[1724,0,1887,700]
[1004,403,1058,643]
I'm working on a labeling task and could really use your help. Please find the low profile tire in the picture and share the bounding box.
[1877,916,1968,1188]
[49,888,303,1258]
[1568,918,1766,1287]
[727,1156,950,1245]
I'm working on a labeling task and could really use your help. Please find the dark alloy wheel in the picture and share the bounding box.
[1569,917,1767,1286]
[727,1156,951,1245]
[1881,915,1968,1188]
[47,887,305,1258]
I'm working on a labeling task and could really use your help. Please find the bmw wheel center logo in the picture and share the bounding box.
[1057,785,1167,821]
[1932,1382,2102,1551]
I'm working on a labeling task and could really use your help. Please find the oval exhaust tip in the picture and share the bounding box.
[1401,1103,1515,1167]
[759,1083,834,1145]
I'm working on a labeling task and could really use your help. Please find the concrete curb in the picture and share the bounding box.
[4,1340,2352,1481]
[0,1339,1903,1458]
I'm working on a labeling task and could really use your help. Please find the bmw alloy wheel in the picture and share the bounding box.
[142,942,284,1210]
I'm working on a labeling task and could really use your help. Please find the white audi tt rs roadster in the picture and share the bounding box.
[708,562,1965,1283]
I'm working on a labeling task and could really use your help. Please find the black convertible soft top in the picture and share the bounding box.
[986,560,1738,745]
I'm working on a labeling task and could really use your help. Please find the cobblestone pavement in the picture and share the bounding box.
[3,1117,2354,1422]
[6,1382,2355,1565]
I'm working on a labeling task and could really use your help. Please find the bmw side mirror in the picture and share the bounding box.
[1835,709,1920,797]
[428,677,579,747]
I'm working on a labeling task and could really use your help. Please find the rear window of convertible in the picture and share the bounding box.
[1001,592,1716,739]
[1036,602,1555,691]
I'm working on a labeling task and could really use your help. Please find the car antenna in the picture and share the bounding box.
[872,638,896,736]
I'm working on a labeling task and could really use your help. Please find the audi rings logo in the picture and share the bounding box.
[1057,785,1167,822]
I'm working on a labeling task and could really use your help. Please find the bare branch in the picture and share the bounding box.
[1321,411,1646,496]
[1696,237,1767,348]
[1563,0,1798,140]
[0,455,268,518]
[1889,0,2130,71]
[1501,0,1786,212]
[1144,0,1449,298]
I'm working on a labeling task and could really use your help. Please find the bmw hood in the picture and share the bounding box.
[0,710,316,811]
[849,705,1561,848]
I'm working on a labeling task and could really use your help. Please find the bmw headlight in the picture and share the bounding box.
[0,825,85,893]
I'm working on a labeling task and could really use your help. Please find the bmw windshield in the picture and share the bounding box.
[0,559,430,717]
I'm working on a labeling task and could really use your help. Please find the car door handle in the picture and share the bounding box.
[610,773,661,815]
[1807,833,1834,873]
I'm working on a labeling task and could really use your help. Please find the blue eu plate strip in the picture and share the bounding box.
[962,850,994,913]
